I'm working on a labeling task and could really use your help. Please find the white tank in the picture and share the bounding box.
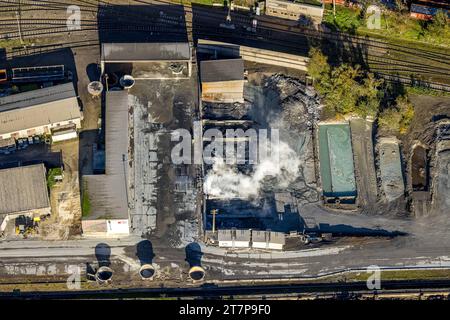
[87,81,103,97]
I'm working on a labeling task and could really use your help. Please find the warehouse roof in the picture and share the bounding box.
[0,164,50,215]
[200,59,244,83]
[84,90,129,220]
[101,42,191,62]
[0,83,81,135]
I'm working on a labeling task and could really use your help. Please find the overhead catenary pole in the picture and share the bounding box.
[333,0,336,18]
[15,0,23,45]
[211,209,218,234]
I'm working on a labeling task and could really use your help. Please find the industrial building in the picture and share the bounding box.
[101,42,192,79]
[218,229,251,248]
[82,91,130,236]
[0,83,82,141]
[200,59,245,103]
[265,0,325,25]
[0,164,50,233]
[318,123,357,204]
[218,229,286,250]
[252,230,285,250]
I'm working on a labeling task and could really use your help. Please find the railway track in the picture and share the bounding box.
[1,0,450,90]
[0,278,450,299]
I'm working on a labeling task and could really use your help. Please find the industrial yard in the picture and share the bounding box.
[0,0,449,299]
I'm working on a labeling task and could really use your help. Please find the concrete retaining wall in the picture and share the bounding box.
[197,39,309,71]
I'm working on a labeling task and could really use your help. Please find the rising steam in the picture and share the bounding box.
[203,140,301,199]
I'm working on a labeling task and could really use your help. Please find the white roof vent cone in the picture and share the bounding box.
[188,266,206,282]
[120,75,135,89]
[139,264,156,280]
[95,266,113,284]
[87,81,103,97]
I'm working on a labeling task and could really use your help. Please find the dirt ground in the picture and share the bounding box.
[399,95,450,216]
[39,140,82,240]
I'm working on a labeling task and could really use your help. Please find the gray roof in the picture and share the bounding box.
[101,42,191,62]
[200,59,244,83]
[252,231,286,244]
[0,83,81,135]
[0,164,50,215]
[0,83,75,112]
[218,229,251,241]
[84,90,129,220]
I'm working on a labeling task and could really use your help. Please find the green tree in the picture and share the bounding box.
[308,48,383,118]
[378,95,414,135]
[355,73,384,117]
[324,64,361,114]
[426,9,449,39]
[432,10,448,30]
[307,47,330,81]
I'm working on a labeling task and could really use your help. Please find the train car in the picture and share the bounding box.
[410,0,450,20]
[11,65,65,83]
[0,69,7,83]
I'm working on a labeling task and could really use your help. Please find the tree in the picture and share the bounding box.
[324,64,362,115]
[426,9,449,38]
[432,9,448,30]
[307,48,383,118]
[355,73,384,117]
[307,47,330,81]
[396,95,414,134]
[378,95,414,135]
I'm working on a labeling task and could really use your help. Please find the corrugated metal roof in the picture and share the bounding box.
[0,83,75,112]
[200,59,244,83]
[0,164,50,215]
[101,42,191,62]
[84,90,129,220]
[0,83,81,135]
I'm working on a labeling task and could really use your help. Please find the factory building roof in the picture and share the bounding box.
[0,83,81,135]
[200,59,244,83]
[101,42,191,62]
[84,90,129,220]
[0,164,50,215]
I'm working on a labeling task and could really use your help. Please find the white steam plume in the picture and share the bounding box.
[203,140,300,199]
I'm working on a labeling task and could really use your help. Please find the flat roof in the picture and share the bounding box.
[101,42,191,62]
[84,90,129,220]
[200,59,244,83]
[0,83,81,135]
[252,230,286,244]
[268,0,323,7]
[0,164,50,215]
[318,123,357,198]
[218,229,251,241]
